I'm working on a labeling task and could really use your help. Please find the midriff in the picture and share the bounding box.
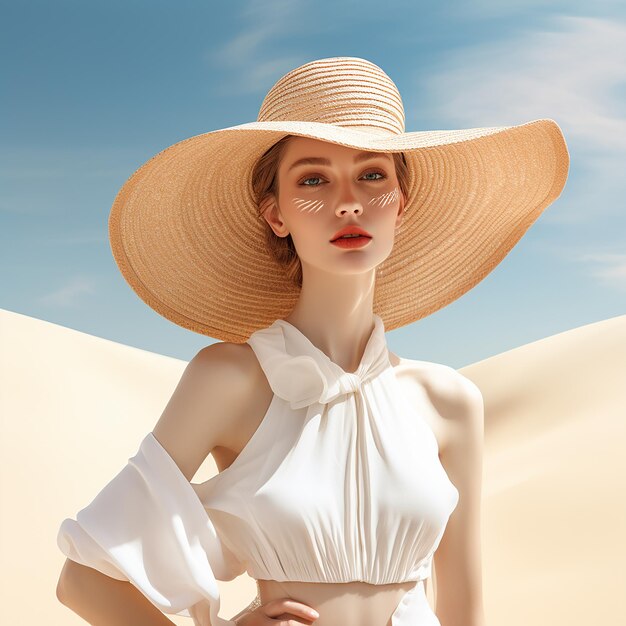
[256,578,422,626]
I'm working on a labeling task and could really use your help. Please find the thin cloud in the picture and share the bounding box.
[536,242,626,292]
[205,0,311,96]
[38,277,97,307]
[419,15,626,151]
[413,15,626,226]
[578,252,626,291]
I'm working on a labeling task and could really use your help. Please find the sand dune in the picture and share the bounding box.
[1,308,624,625]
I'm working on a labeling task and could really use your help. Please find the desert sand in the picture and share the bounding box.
[1,307,624,625]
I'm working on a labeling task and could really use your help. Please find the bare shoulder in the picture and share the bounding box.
[389,351,484,453]
[151,340,265,481]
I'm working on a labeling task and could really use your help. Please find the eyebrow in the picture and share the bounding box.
[286,151,392,172]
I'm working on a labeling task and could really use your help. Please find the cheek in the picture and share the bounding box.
[292,197,325,214]
[367,186,399,209]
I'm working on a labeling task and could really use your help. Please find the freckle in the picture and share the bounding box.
[368,187,399,208]
[293,197,324,214]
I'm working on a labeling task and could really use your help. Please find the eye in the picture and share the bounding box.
[299,175,325,187]
[361,170,386,181]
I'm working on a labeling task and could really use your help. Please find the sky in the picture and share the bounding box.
[2,0,625,368]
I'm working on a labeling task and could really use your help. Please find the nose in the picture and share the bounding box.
[335,203,363,216]
[334,185,364,217]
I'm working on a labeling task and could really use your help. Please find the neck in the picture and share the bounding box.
[282,264,378,373]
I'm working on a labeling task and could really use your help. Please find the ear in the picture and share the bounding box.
[261,194,290,238]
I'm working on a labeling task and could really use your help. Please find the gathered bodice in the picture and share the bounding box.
[196,314,459,584]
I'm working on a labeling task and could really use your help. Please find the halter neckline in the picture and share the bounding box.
[246,313,392,410]
[273,315,383,377]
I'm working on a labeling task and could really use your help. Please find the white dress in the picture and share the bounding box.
[57,313,459,625]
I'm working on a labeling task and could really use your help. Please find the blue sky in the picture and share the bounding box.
[2,0,625,368]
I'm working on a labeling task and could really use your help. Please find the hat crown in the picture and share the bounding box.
[257,57,406,136]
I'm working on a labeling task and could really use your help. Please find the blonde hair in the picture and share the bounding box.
[251,134,410,289]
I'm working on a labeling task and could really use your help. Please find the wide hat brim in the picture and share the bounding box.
[108,118,569,342]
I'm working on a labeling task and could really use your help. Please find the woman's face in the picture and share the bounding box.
[265,136,405,277]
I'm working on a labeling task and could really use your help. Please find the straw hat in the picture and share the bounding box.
[108,56,569,343]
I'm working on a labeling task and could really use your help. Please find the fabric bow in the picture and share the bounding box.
[247,314,391,410]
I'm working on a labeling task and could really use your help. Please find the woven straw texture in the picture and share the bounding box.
[108,57,569,342]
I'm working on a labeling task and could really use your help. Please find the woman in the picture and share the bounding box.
[56,57,570,626]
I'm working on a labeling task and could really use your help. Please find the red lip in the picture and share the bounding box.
[330,225,373,242]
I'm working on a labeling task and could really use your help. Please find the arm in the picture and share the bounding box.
[57,559,175,625]
[429,368,487,626]
[56,341,255,625]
